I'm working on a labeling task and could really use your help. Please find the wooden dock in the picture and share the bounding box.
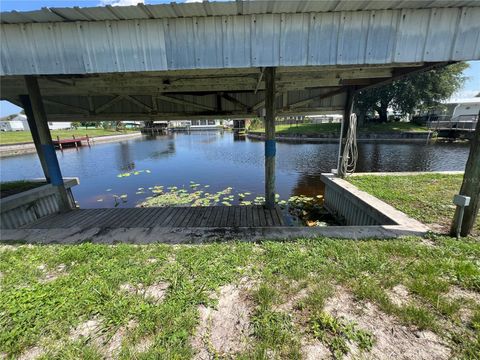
[53,135,90,150]
[23,206,285,229]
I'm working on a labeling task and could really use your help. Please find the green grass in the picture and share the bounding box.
[252,122,428,135]
[0,129,138,145]
[1,236,479,358]
[0,180,45,199]
[349,173,480,236]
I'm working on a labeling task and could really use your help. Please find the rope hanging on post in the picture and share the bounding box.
[340,113,358,176]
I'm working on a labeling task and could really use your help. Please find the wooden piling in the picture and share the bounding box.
[264,67,276,209]
[450,110,480,237]
[24,76,71,212]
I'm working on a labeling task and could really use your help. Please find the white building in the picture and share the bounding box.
[448,98,480,120]
[168,119,223,130]
[47,121,72,130]
[0,113,29,131]
[0,113,72,131]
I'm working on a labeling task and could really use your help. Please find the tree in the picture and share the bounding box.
[355,63,468,123]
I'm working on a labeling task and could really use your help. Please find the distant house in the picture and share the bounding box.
[0,113,29,131]
[47,121,72,130]
[448,98,480,121]
[169,119,223,130]
[0,113,72,131]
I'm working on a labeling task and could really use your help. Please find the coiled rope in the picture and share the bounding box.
[339,113,358,176]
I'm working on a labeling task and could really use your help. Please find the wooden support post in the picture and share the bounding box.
[57,136,63,151]
[450,110,480,237]
[19,95,50,182]
[264,67,276,209]
[337,88,354,178]
[24,76,72,212]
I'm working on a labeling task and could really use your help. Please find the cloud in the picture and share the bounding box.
[450,89,480,101]
[184,0,203,2]
[100,0,144,6]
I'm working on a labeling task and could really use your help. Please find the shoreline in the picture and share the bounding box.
[246,131,469,143]
[0,132,143,157]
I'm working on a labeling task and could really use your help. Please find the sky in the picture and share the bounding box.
[0,0,479,116]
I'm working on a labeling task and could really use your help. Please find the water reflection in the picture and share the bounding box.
[0,132,469,209]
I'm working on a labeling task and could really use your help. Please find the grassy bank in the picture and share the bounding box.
[349,173,480,236]
[252,122,428,135]
[1,236,479,359]
[0,129,138,145]
[0,180,45,199]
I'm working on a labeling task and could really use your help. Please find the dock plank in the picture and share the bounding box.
[19,205,290,230]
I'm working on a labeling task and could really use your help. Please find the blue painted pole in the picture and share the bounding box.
[24,76,72,212]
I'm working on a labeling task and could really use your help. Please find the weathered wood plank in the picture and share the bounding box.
[250,206,259,227]
[258,207,267,227]
[136,208,163,227]
[158,207,179,226]
[206,207,221,227]
[193,207,209,227]
[173,208,191,227]
[264,208,274,226]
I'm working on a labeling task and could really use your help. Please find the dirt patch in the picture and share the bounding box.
[446,286,480,303]
[37,264,67,284]
[301,339,330,360]
[323,287,450,360]
[133,336,154,354]
[70,318,137,359]
[387,284,412,307]
[191,284,252,359]
[18,346,43,360]
[70,318,102,340]
[446,285,480,323]
[119,282,169,303]
[276,287,309,312]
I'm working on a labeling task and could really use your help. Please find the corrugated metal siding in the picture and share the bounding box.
[2,1,479,24]
[1,7,479,76]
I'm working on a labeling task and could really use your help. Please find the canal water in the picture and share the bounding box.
[0,131,470,208]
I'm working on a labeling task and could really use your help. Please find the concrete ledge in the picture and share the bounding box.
[0,224,427,244]
[248,132,433,143]
[0,178,79,229]
[321,173,428,232]
[350,171,464,176]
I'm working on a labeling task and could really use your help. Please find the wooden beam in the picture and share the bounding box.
[24,76,72,212]
[19,95,50,182]
[450,111,480,237]
[289,88,346,109]
[95,95,125,113]
[221,93,250,111]
[156,94,215,111]
[124,95,153,112]
[42,99,89,114]
[264,67,276,209]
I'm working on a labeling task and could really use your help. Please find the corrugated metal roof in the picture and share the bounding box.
[1,0,478,24]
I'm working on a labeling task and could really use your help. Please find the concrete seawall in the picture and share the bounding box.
[0,132,143,157]
[247,131,434,143]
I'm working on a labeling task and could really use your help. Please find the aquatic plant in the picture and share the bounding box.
[136,182,332,226]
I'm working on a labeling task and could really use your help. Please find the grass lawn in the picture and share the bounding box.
[349,173,480,236]
[252,122,428,135]
[1,236,479,359]
[1,174,479,359]
[0,129,138,145]
[252,122,427,135]
[0,180,45,199]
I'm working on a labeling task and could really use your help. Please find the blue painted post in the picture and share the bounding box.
[24,76,72,212]
[264,67,276,209]
[19,95,50,183]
